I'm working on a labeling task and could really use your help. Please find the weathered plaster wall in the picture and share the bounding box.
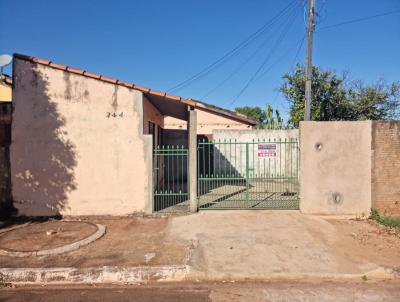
[212,129,299,178]
[371,121,400,215]
[213,129,299,142]
[11,58,152,216]
[300,121,372,216]
[164,108,251,135]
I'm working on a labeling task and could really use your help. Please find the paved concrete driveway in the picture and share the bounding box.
[166,211,399,279]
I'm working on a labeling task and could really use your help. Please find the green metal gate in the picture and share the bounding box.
[153,145,189,212]
[197,138,299,210]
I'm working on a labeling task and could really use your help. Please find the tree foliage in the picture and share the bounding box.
[280,64,400,127]
[235,104,283,129]
[235,106,265,125]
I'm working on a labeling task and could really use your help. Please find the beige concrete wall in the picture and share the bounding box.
[212,129,299,179]
[11,58,153,216]
[371,121,400,215]
[299,121,372,216]
[164,108,251,135]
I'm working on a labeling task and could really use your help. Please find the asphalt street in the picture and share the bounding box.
[1,280,399,302]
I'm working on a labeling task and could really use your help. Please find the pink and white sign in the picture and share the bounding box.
[258,143,277,157]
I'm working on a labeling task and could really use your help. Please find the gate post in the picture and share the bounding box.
[188,108,198,213]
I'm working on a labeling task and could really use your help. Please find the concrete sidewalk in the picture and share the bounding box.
[166,211,400,280]
[0,211,399,284]
[0,217,189,268]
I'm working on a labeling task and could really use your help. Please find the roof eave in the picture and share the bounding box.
[13,53,257,126]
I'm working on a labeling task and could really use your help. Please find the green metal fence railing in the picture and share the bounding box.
[153,145,189,212]
[197,138,299,210]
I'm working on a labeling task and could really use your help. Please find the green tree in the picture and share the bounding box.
[235,105,283,129]
[280,64,400,127]
[264,104,283,129]
[235,106,265,125]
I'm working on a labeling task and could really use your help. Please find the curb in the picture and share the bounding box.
[185,267,398,282]
[0,224,106,257]
[0,265,189,284]
[0,266,397,285]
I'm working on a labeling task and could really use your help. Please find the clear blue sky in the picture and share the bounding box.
[1,0,399,119]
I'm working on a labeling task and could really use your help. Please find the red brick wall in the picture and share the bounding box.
[371,121,400,216]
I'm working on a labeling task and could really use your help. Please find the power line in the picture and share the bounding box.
[227,7,301,108]
[317,8,400,31]
[228,8,300,107]
[168,0,299,93]
[201,14,304,99]
[262,34,306,116]
[204,35,305,105]
[254,35,305,82]
[167,0,301,94]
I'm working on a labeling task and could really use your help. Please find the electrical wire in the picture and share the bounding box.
[317,8,400,31]
[167,0,301,94]
[201,13,304,99]
[254,35,305,82]
[227,7,301,108]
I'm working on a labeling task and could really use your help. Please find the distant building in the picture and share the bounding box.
[0,74,12,102]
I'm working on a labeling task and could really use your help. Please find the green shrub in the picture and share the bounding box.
[370,208,400,228]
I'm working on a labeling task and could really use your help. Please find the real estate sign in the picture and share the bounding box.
[258,143,277,157]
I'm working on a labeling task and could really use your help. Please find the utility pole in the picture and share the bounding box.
[304,0,315,121]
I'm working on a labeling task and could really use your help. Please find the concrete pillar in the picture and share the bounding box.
[188,109,198,213]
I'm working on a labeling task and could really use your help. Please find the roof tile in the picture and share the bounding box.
[149,89,166,97]
[183,98,197,107]
[133,84,150,93]
[118,81,134,88]
[99,75,118,84]
[83,71,101,79]
[66,66,84,75]
[49,62,67,71]
[13,53,257,125]
[33,58,50,65]
[165,94,181,101]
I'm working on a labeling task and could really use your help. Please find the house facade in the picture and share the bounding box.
[11,54,256,216]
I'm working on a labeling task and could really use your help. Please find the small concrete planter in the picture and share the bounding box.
[0,223,106,257]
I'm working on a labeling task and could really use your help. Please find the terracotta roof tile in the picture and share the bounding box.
[118,81,134,88]
[83,71,101,79]
[149,89,166,97]
[12,53,257,125]
[66,66,84,75]
[132,84,150,93]
[99,75,118,84]
[165,94,181,102]
[33,58,50,65]
[182,98,197,107]
[49,62,67,71]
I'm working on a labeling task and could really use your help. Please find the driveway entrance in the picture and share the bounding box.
[197,138,299,210]
[166,211,398,278]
